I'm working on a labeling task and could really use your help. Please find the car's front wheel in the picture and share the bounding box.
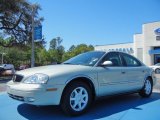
[139,77,153,97]
[155,68,160,74]
[61,81,92,116]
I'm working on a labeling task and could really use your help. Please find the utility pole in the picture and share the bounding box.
[1,53,5,64]
[31,5,35,68]
[2,53,3,64]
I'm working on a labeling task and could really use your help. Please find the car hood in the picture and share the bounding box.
[16,64,93,77]
[149,66,158,69]
[149,66,154,68]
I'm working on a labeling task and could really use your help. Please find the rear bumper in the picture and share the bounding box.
[152,71,157,86]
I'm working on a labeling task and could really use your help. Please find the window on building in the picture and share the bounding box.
[156,36,160,40]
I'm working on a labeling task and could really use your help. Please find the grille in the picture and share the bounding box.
[13,74,23,82]
[8,93,24,101]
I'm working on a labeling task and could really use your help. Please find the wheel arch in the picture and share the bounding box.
[146,76,153,85]
[60,76,96,104]
[143,75,153,86]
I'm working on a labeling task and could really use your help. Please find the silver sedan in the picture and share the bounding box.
[7,51,156,116]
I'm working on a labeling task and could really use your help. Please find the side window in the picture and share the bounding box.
[122,53,141,67]
[101,52,122,66]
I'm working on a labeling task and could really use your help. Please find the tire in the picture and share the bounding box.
[139,78,153,98]
[155,68,160,74]
[61,81,92,116]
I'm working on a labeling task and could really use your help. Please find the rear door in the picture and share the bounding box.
[119,53,146,91]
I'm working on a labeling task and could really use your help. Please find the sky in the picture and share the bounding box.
[30,0,160,50]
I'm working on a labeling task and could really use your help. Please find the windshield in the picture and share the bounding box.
[63,51,105,66]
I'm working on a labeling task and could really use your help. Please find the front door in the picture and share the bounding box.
[97,52,127,96]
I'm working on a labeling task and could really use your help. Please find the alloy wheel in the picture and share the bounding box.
[70,87,88,111]
[144,79,152,95]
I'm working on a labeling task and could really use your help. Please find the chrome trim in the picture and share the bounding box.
[100,80,141,86]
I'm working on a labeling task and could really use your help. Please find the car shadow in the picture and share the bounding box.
[17,92,160,120]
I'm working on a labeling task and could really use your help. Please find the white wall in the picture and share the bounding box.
[133,34,143,61]
[143,22,160,65]
[95,43,134,55]
[94,21,160,66]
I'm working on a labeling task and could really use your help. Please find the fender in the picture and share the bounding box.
[65,74,98,96]
[143,69,156,86]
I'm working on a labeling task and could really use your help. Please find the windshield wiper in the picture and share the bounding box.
[63,63,72,65]
[63,63,81,65]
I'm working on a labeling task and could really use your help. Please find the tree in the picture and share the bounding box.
[68,45,75,52]
[62,44,94,61]
[49,37,65,63]
[0,0,43,47]
[36,48,49,65]
[49,37,63,50]
[2,47,29,68]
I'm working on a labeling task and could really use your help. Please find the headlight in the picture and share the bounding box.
[23,73,49,84]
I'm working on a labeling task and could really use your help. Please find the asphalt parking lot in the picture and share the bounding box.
[0,76,160,120]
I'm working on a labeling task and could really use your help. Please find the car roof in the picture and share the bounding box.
[94,50,129,54]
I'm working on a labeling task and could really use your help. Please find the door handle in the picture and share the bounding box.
[142,70,145,73]
[121,71,126,74]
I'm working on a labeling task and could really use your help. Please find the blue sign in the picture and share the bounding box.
[34,25,42,40]
[149,49,160,55]
[154,28,160,35]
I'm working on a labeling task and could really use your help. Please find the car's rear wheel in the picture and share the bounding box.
[61,81,92,116]
[155,68,160,74]
[139,77,153,97]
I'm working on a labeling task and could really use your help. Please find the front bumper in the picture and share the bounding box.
[7,82,65,106]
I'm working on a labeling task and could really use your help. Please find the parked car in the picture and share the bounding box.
[0,64,15,76]
[150,63,160,74]
[0,64,14,70]
[19,64,29,70]
[0,67,4,73]
[7,51,156,116]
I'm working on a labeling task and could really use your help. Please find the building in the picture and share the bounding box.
[95,21,160,66]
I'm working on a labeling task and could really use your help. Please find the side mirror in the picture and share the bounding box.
[101,61,113,66]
